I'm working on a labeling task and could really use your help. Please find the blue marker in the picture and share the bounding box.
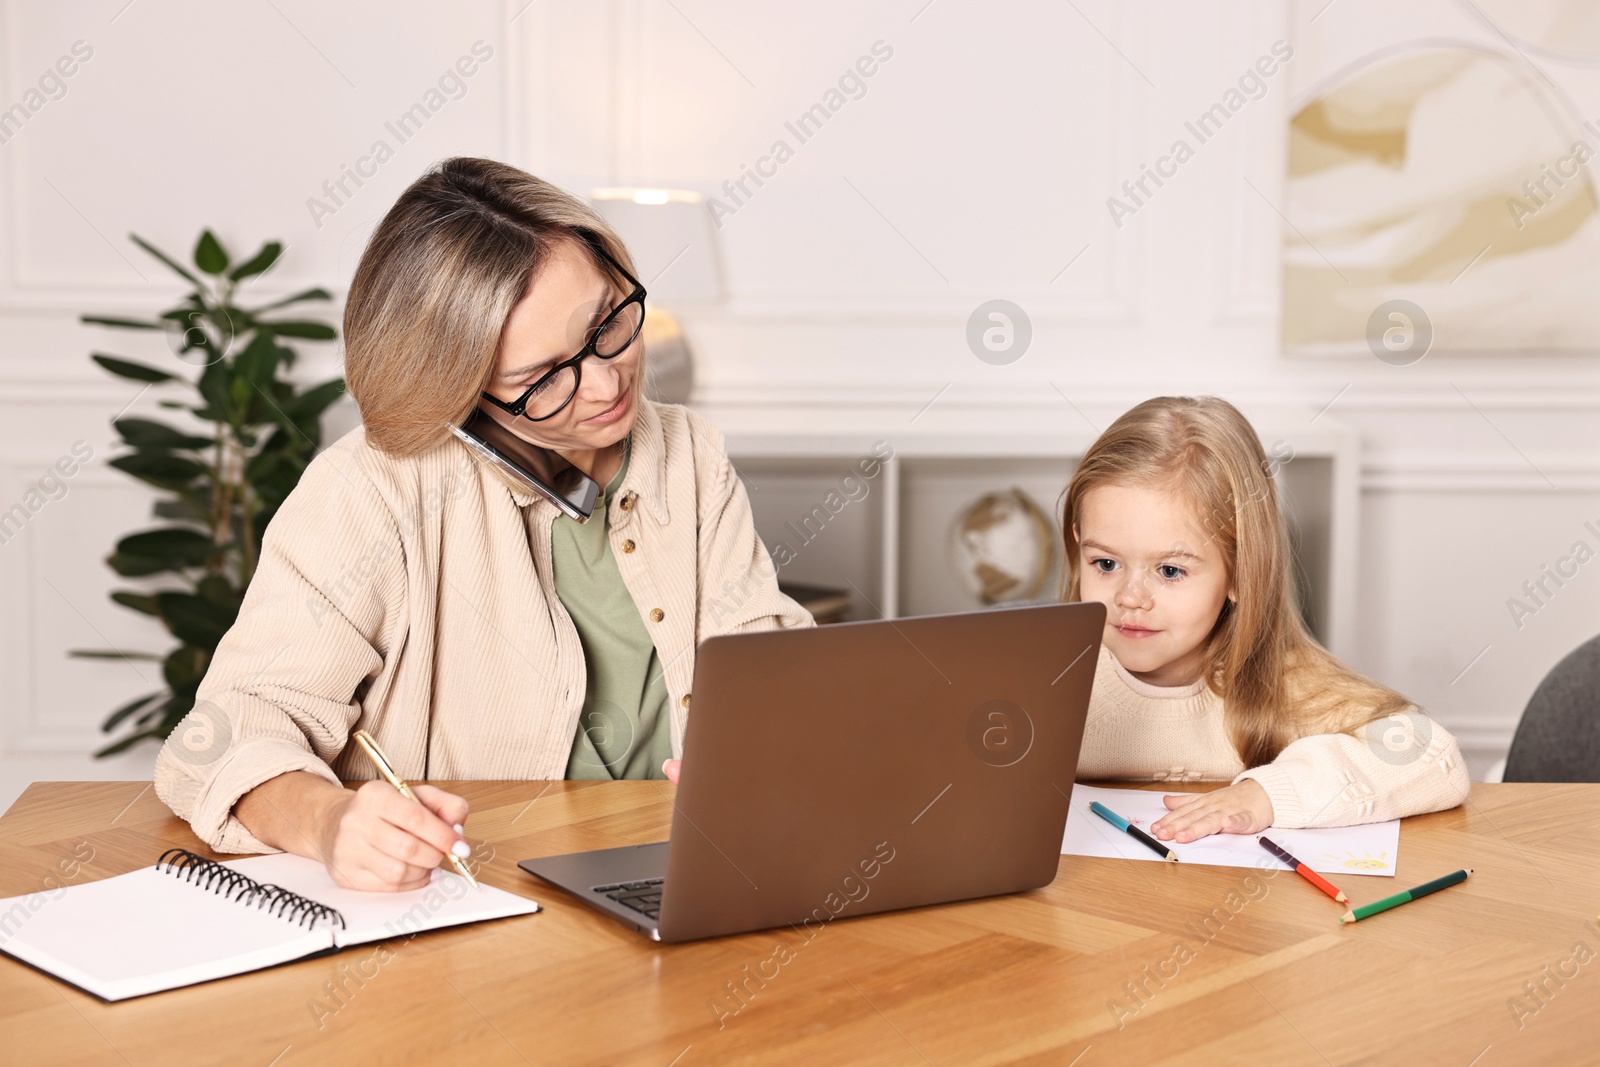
[1090,800,1178,861]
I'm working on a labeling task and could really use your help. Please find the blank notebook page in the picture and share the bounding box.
[0,866,333,1000]
[222,854,540,946]
[0,853,539,1002]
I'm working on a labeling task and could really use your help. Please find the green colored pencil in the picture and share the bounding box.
[1339,869,1472,924]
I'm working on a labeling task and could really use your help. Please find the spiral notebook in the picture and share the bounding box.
[0,849,540,1001]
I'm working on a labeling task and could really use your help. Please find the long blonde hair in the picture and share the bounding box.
[1061,396,1407,767]
[344,157,639,457]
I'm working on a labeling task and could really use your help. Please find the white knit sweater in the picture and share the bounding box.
[1077,647,1472,827]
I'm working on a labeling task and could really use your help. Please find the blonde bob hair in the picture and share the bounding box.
[343,157,639,457]
[1061,396,1409,768]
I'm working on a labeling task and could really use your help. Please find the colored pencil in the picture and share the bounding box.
[1089,800,1177,862]
[1258,835,1347,903]
[1339,869,1472,924]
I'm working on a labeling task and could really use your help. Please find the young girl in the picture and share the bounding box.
[1065,396,1470,843]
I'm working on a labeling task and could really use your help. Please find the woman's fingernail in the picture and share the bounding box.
[452,840,471,859]
[453,823,464,835]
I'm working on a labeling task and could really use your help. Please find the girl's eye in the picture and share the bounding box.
[1090,558,1118,573]
[1157,564,1186,581]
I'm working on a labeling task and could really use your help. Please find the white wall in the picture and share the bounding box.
[2,0,1595,807]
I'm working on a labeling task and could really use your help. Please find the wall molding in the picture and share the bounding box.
[1448,723,1517,752]
[1363,458,1600,493]
[702,294,1140,320]
[686,377,1600,411]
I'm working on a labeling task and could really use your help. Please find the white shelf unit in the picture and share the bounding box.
[697,403,1361,658]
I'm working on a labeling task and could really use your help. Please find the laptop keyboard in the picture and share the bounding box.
[593,878,664,920]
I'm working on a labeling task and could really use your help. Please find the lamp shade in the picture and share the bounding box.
[590,188,724,303]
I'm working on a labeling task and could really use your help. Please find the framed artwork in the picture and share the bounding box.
[1284,39,1600,356]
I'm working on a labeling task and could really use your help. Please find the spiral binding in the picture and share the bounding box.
[157,848,346,931]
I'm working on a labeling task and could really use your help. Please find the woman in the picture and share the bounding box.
[153,158,810,891]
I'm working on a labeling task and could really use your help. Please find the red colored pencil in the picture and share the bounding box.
[1259,835,1347,903]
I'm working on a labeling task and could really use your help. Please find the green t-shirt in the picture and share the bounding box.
[556,444,673,780]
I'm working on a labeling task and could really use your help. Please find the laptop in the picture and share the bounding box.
[518,601,1105,942]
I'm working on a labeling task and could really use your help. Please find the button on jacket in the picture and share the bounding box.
[153,399,812,853]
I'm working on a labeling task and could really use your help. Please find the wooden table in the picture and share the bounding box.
[2,780,1597,1066]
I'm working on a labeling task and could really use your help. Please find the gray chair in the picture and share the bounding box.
[1503,634,1600,782]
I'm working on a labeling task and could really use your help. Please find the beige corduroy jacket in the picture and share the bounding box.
[153,399,812,853]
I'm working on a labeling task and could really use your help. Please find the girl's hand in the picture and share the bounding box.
[662,758,681,784]
[1150,779,1274,843]
[315,780,471,892]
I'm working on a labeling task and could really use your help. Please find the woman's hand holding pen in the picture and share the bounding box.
[1149,778,1274,844]
[316,780,472,892]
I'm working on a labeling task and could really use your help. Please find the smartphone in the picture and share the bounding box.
[451,408,600,523]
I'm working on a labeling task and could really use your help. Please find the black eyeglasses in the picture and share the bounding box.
[481,240,647,423]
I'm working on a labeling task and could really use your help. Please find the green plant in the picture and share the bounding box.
[74,230,343,756]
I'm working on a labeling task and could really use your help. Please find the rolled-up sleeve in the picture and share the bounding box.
[153,447,405,853]
[1234,707,1472,828]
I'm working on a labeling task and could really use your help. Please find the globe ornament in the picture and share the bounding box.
[949,488,1056,605]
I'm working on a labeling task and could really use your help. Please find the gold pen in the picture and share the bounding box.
[351,729,480,889]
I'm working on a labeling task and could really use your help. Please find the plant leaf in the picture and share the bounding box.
[115,527,214,569]
[223,306,256,333]
[95,727,167,758]
[102,692,161,733]
[106,552,176,577]
[153,498,205,522]
[284,377,347,420]
[196,574,240,608]
[194,230,229,275]
[231,372,251,413]
[229,241,282,281]
[245,445,307,494]
[247,286,331,314]
[82,315,164,331]
[114,417,213,451]
[129,233,202,287]
[110,591,160,616]
[162,644,211,691]
[108,452,207,491]
[156,592,236,650]
[70,649,163,660]
[134,701,174,727]
[197,360,235,424]
[91,354,177,383]
[234,331,283,386]
[257,319,337,340]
